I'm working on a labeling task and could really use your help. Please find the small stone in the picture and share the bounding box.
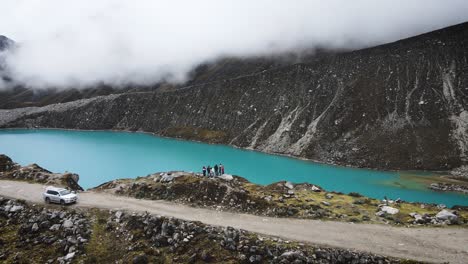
[375,211,385,217]
[115,211,123,219]
[64,252,75,260]
[49,224,61,231]
[31,223,39,232]
[311,185,321,192]
[321,201,330,206]
[9,205,24,212]
[62,219,73,228]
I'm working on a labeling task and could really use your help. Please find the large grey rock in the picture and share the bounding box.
[218,174,233,181]
[380,206,399,215]
[436,210,458,223]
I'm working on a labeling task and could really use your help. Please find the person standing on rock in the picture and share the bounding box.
[211,167,215,177]
[220,163,224,174]
[214,164,219,176]
[207,165,212,176]
[202,166,207,176]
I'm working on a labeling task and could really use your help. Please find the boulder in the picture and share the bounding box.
[0,154,14,172]
[284,181,294,189]
[409,213,427,224]
[435,210,458,223]
[62,219,74,228]
[160,174,175,182]
[311,185,321,192]
[218,174,233,181]
[380,206,399,215]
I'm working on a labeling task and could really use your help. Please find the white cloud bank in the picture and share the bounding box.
[0,0,467,89]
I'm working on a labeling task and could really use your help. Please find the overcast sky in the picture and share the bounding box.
[1,0,467,89]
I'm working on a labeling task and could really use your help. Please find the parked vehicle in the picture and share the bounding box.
[43,186,78,205]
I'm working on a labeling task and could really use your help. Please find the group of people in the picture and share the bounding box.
[202,163,225,176]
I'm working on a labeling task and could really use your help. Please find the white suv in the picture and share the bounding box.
[43,187,78,205]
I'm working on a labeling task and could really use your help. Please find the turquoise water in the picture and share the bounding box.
[0,129,467,206]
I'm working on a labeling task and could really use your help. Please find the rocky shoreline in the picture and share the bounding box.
[0,196,413,264]
[92,171,468,227]
[429,182,468,194]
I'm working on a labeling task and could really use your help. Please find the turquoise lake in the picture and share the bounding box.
[0,129,467,206]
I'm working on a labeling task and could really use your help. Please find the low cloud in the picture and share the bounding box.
[0,0,467,89]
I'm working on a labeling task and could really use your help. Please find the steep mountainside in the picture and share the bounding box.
[0,35,13,82]
[0,48,337,109]
[1,22,468,170]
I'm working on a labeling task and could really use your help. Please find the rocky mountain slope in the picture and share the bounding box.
[0,50,319,109]
[1,22,468,170]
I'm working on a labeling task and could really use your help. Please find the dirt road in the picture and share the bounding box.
[1,180,467,263]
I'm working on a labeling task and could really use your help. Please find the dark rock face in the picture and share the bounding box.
[0,154,14,172]
[0,35,13,52]
[1,23,468,170]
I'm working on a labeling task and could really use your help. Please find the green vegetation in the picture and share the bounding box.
[162,126,228,143]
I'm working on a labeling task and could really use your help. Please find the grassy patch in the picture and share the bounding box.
[81,210,127,263]
[163,127,227,143]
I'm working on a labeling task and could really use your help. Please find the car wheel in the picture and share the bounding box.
[60,200,65,206]
[45,197,50,204]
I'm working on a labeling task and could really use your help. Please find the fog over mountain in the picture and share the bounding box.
[0,0,467,89]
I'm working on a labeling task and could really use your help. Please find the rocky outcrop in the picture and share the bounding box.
[1,23,468,170]
[92,171,468,226]
[0,154,83,191]
[429,182,468,194]
[1,196,413,263]
[0,154,14,171]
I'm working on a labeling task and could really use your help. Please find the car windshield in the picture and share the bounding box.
[59,190,71,196]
